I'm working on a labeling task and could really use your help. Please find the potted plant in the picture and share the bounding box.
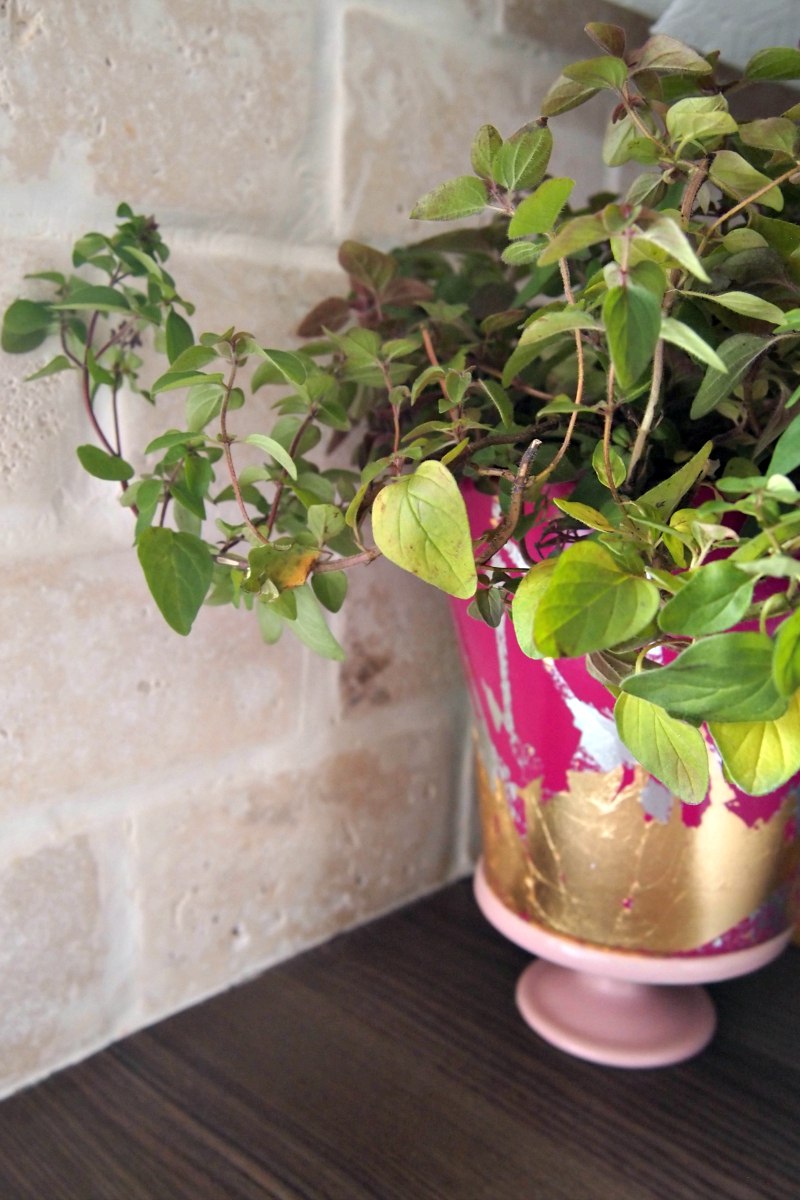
[4,23,800,1064]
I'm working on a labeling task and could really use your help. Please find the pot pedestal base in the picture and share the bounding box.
[515,960,715,1068]
[474,859,792,1069]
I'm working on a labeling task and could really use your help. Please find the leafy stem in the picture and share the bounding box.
[219,360,269,546]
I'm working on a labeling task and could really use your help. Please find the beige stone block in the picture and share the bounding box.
[502,0,651,59]
[135,717,462,1016]
[0,0,328,242]
[0,825,134,1097]
[339,557,464,714]
[0,549,310,808]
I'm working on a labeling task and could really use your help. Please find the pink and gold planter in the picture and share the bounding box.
[453,488,800,1066]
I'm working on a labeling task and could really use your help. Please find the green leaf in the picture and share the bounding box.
[256,599,285,645]
[585,22,626,57]
[2,298,52,353]
[163,309,194,364]
[603,113,662,167]
[136,527,213,636]
[614,693,709,804]
[470,124,503,179]
[659,317,726,371]
[698,290,786,325]
[185,381,226,432]
[151,368,225,394]
[639,216,710,282]
[371,460,477,599]
[251,348,310,389]
[591,440,626,489]
[665,96,737,148]
[709,691,800,795]
[620,632,786,722]
[537,212,607,265]
[744,46,800,82]
[739,117,799,159]
[508,177,574,238]
[633,34,711,75]
[767,416,800,478]
[167,344,219,372]
[709,151,784,212]
[311,570,348,614]
[602,284,662,392]
[540,74,599,118]
[511,559,558,658]
[690,333,771,419]
[479,379,514,428]
[410,176,489,221]
[563,56,627,90]
[284,584,345,661]
[76,444,135,482]
[493,122,553,191]
[533,541,660,657]
[552,498,616,532]
[51,284,132,314]
[338,241,396,293]
[501,307,601,385]
[24,354,74,381]
[773,608,800,696]
[658,561,755,637]
[307,503,345,546]
[244,433,298,479]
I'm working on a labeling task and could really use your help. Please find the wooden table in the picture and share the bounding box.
[0,879,796,1199]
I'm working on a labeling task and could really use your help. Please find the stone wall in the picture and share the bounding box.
[0,0,643,1097]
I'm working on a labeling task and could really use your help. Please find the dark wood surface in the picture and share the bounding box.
[0,878,797,1199]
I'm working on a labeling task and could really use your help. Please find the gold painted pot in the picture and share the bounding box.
[451,490,800,959]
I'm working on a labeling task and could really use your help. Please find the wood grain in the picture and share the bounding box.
[0,880,796,1199]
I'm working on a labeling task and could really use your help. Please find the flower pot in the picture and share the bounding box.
[451,487,800,1067]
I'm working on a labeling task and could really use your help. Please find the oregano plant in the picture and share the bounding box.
[4,26,800,805]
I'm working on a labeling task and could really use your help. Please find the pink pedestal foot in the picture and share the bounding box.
[515,960,716,1068]
[474,859,792,1068]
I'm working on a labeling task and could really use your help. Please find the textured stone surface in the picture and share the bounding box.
[339,559,464,714]
[0,826,134,1098]
[0,0,328,242]
[0,549,306,806]
[135,719,462,1017]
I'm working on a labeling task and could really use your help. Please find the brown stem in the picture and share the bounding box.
[264,411,316,538]
[628,338,664,478]
[219,362,270,545]
[476,438,542,565]
[312,547,381,574]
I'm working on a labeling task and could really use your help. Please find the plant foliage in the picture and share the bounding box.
[5,32,800,803]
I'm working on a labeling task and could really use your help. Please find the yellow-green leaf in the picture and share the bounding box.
[709,691,800,795]
[511,559,558,658]
[371,460,477,598]
[615,692,709,804]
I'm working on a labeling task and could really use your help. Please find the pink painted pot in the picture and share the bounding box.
[452,486,799,1065]
[454,485,799,957]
